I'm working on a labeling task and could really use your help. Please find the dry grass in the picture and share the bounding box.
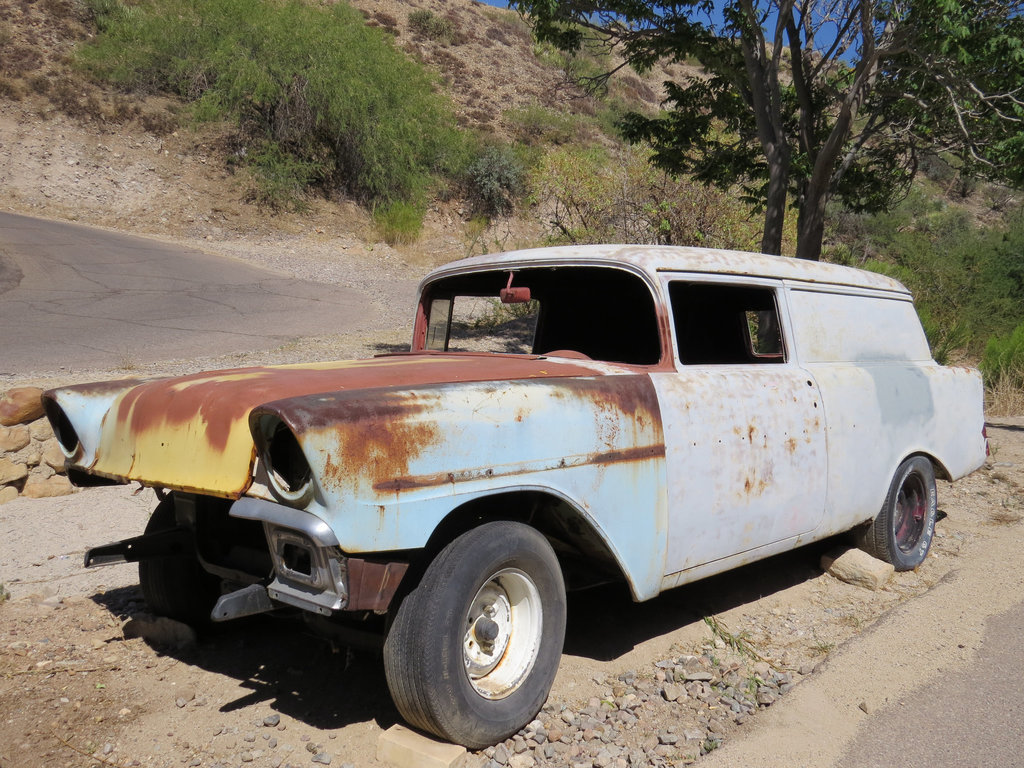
[986,373,1024,417]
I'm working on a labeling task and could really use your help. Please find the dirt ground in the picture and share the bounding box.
[1,418,1021,768]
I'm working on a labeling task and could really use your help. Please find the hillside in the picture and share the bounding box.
[0,0,689,262]
[2,0,1022,403]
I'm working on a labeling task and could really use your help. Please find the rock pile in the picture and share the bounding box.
[0,387,74,503]
[483,647,805,768]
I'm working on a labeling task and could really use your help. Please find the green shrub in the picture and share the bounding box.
[467,145,526,217]
[982,323,1024,387]
[374,200,424,245]
[78,0,464,207]
[505,103,578,146]
[835,199,1024,357]
[246,143,314,211]
[532,144,760,247]
[408,9,457,44]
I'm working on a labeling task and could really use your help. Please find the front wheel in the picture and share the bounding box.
[857,456,937,571]
[383,521,566,748]
[138,496,221,626]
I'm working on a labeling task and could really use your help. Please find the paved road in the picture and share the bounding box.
[836,599,1024,768]
[0,212,370,376]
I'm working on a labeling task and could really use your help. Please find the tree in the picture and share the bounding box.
[513,0,1024,259]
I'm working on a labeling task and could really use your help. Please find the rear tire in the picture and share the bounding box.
[383,521,566,748]
[857,456,937,571]
[138,497,221,626]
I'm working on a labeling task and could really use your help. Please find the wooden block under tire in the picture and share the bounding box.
[376,724,468,768]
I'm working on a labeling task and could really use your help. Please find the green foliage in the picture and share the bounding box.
[515,0,1024,259]
[373,200,424,245]
[78,0,464,208]
[982,323,1024,388]
[532,144,762,248]
[466,145,527,217]
[246,142,314,211]
[504,103,578,146]
[408,9,457,44]
[836,195,1024,359]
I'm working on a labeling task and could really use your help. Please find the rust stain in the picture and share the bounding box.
[109,356,594,456]
[51,354,602,496]
[372,443,666,493]
[346,557,410,612]
[277,394,440,495]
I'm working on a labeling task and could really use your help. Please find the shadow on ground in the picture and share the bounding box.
[88,536,843,730]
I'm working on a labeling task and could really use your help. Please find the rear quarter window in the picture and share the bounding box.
[788,289,932,363]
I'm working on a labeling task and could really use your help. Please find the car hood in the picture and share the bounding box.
[43,353,601,498]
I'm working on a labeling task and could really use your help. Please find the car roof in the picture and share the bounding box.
[423,244,909,295]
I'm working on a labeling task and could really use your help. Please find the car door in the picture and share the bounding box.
[650,277,828,575]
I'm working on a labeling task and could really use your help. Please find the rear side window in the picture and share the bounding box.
[669,282,785,365]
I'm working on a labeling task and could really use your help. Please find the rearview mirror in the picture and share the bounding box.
[500,272,531,304]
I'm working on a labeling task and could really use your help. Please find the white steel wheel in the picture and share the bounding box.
[383,521,566,749]
[463,568,543,699]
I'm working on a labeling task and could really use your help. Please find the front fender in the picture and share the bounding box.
[252,376,670,600]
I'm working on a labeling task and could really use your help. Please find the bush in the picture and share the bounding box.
[466,145,526,217]
[78,0,465,208]
[982,323,1024,388]
[408,9,458,44]
[504,103,578,146]
[374,200,424,245]
[246,143,314,212]
[532,144,760,248]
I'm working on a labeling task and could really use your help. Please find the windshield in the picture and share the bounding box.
[419,265,662,365]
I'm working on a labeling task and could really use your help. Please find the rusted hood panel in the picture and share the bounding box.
[45,354,599,498]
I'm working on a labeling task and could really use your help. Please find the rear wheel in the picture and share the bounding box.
[138,496,221,626]
[383,521,566,748]
[857,456,937,571]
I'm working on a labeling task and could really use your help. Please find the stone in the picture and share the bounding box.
[0,425,30,452]
[0,486,18,504]
[312,753,331,765]
[821,547,894,590]
[42,440,67,473]
[492,743,510,765]
[683,671,713,682]
[21,475,74,498]
[263,714,281,728]
[123,615,197,649]
[376,725,467,768]
[29,418,54,441]
[0,458,29,485]
[0,388,44,426]
[661,683,684,702]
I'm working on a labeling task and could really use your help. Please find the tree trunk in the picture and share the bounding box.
[795,182,828,261]
[760,145,789,256]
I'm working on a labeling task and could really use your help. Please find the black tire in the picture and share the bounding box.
[138,497,221,626]
[857,456,937,571]
[383,521,566,749]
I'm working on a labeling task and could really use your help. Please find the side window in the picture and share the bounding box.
[669,282,785,365]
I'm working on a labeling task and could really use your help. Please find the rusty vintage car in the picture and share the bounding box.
[43,245,987,747]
